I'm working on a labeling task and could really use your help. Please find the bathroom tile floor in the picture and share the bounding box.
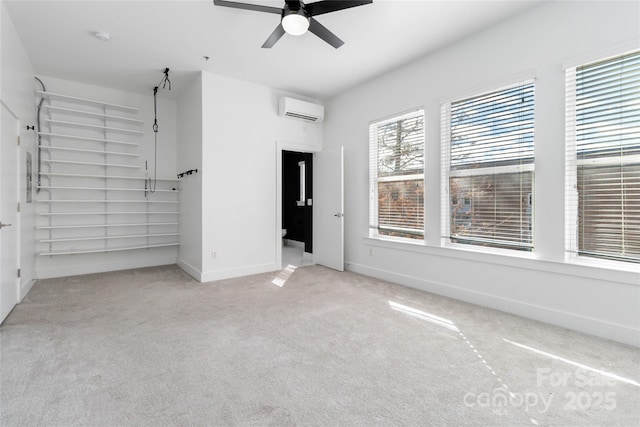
[282,245,314,268]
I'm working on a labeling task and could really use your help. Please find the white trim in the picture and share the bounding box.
[566,254,640,274]
[345,261,640,347]
[368,106,424,127]
[19,277,34,302]
[35,258,177,280]
[363,236,639,285]
[561,39,640,70]
[201,262,279,283]
[440,104,451,244]
[369,108,426,238]
[438,71,537,105]
[440,80,536,254]
[564,49,640,267]
[177,259,202,282]
[0,99,20,120]
[366,234,426,246]
[275,140,321,270]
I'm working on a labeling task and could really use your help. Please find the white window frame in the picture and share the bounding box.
[440,79,536,254]
[565,49,640,268]
[369,108,425,242]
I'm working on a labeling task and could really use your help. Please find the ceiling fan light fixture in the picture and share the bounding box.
[282,11,309,36]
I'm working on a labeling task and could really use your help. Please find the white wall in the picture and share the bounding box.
[1,1,36,299]
[34,76,179,278]
[198,71,322,282]
[176,74,203,278]
[324,1,640,346]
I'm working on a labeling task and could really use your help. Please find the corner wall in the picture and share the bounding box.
[176,74,203,279]
[199,71,322,282]
[1,1,36,299]
[323,1,640,346]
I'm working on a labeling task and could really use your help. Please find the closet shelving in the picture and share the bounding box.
[36,90,180,257]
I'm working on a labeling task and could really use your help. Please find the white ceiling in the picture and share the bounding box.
[4,0,542,100]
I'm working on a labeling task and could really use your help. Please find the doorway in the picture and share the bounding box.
[281,150,313,268]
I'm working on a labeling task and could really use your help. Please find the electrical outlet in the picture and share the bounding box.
[211,250,217,259]
[369,248,374,256]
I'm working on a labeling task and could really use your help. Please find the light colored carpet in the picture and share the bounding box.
[1,264,638,426]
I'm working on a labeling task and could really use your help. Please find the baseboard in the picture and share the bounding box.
[346,261,640,348]
[284,239,304,249]
[201,263,279,283]
[19,276,35,301]
[36,257,178,280]
[176,259,203,282]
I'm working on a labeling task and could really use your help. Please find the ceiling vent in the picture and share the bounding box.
[279,97,324,123]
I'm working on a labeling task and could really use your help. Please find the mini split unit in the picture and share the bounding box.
[279,97,324,123]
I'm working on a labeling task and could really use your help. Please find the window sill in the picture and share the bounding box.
[366,234,426,247]
[362,237,639,286]
[566,254,640,275]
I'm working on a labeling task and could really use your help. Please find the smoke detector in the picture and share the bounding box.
[94,31,111,42]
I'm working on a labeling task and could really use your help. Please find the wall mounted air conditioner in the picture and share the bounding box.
[279,97,324,123]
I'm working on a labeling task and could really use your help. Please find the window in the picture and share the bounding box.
[566,50,640,264]
[442,81,535,251]
[369,109,425,240]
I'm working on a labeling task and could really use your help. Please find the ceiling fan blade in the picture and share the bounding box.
[213,0,283,15]
[261,24,286,48]
[308,17,344,49]
[306,0,372,16]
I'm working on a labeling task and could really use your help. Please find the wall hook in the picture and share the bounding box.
[178,168,198,179]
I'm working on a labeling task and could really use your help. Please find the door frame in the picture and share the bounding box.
[1,100,22,323]
[276,141,320,270]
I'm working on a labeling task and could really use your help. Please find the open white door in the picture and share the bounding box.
[1,103,20,323]
[314,146,344,271]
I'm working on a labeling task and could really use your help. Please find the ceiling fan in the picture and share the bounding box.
[213,0,373,49]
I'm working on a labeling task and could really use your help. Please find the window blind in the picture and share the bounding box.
[566,50,640,264]
[443,81,535,251]
[369,109,425,240]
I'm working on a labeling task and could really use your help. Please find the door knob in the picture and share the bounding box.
[0,222,12,229]
[333,213,343,218]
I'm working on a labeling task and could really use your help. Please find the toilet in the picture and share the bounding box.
[282,229,287,245]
